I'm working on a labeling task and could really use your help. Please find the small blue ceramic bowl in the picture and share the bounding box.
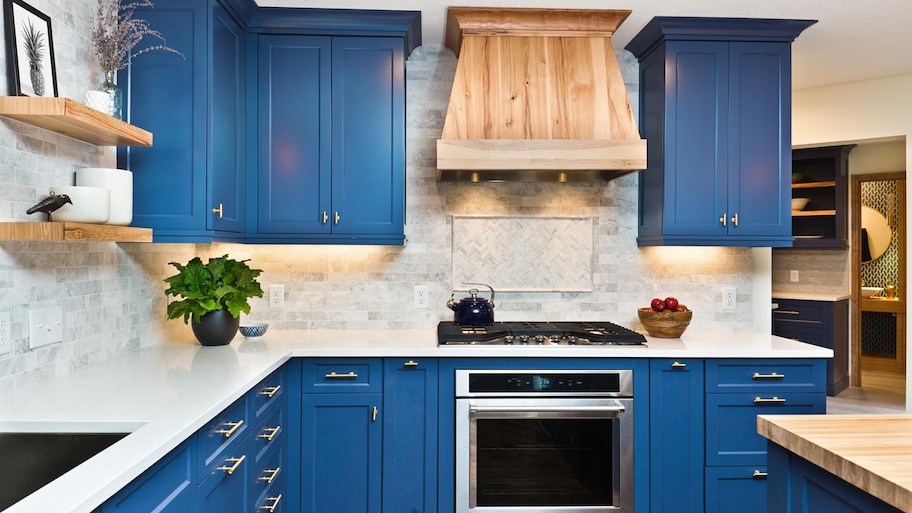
[239,323,268,338]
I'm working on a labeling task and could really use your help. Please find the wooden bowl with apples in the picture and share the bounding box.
[638,296,692,338]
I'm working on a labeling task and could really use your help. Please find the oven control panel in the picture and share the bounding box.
[457,369,633,397]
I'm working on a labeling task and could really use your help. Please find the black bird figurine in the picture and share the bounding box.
[26,192,73,221]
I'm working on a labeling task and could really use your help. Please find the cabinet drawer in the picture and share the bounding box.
[251,442,285,511]
[302,359,382,393]
[251,367,286,420]
[705,466,768,513]
[706,359,826,393]
[249,403,285,465]
[198,397,249,476]
[705,392,824,466]
[772,299,830,322]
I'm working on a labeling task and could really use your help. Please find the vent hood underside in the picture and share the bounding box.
[436,8,647,182]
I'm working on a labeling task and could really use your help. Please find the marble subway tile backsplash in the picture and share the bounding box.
[0,32,755,389]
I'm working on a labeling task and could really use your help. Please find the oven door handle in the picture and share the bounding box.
[469,402,625,419]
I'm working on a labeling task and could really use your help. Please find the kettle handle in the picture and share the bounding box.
[462,282,495,308]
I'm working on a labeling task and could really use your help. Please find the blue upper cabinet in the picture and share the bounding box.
[123,1,419,245]
[249,35,406,244]
[626,17,816,247]
[120,0,247,242]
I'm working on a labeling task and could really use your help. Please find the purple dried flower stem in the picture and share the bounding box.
[91,0,184,73]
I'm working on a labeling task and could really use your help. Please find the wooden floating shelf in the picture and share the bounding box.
[0,96,152,147]
[0,222,152,242]
[792,181,836,189]
[792,209,836,217]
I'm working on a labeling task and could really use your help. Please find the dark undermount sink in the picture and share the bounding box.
[0,432,129,511]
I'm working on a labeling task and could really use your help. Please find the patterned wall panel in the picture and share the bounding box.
[861,180,900,290]
[452,216,593,292]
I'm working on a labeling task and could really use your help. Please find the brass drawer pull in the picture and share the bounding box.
[258,467,281,484]
[671,361,687,368]
[774,310,801,315]
[720,213,727,226]
[211,203,223,217]
[216,420,244,438]
[322,211,328,224]
[404,360,419,367]
[258,385,281,398]
[217,455,246,475]
[258,426,281,441]
[334,211,340,224]
[259,494,283,512]
[754,396,786,404]
[372,406,378,422]
[325,371,358,379]
[753,372,785,380]
[732,213,739,227]
[753,470,768,479]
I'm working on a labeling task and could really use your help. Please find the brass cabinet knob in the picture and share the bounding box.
[211,203,224,217]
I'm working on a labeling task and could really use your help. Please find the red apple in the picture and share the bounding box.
[650,298,666,312]
[664,297,679,311]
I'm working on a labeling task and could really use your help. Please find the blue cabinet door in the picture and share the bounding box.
[209,2,246,234]
[255,35,332,235]
[726,42,791,241]
[649,359,704,513]
[100,439,198,513]
[330,37,405,238]
[300,393,382,513]
[647,42,729,241]
[383,359,438,513]
[120,0,244,242]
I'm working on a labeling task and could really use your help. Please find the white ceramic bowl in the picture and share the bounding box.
[48,186,110,223]
[861,287,884,298]
[791,198,810,211]
[75,168,133,226]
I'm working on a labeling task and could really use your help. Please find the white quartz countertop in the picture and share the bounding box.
[772,291,851,302]
[0,329,832,513]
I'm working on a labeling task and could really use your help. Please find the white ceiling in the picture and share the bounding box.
[260,0,912,90]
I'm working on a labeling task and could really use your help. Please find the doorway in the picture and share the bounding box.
[850,172,906,391]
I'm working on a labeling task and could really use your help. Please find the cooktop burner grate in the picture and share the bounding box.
[437,321,646,346]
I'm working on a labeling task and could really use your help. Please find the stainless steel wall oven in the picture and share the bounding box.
[455,369,634,513]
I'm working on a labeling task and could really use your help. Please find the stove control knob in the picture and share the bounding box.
[549,335,561,344]
[534,335,546,345]
[519,335,530,344]
[567,336,578,345]
[504,336,515,345]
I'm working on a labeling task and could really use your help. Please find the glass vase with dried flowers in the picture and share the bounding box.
[88,0,184,120]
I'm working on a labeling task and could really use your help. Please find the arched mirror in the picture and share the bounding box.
[860,205,892,262]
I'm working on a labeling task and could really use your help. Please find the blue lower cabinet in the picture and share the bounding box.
[705,466,768,513]
[768,443,901,513]
[100,438,197,513]
[198,451,247,511]
[383,359,438,513]
[300,393,382,513]
[649,359,704,513]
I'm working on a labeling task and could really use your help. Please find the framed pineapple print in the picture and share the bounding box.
[4,0,58,97]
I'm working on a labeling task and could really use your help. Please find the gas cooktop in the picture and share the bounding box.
[437,321,647,346]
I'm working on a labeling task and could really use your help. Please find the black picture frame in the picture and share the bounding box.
[4,0,58,97]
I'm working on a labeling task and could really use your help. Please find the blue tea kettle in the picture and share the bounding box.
[447,283,496,325]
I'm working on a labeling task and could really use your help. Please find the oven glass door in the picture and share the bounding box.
[456,397,633,513]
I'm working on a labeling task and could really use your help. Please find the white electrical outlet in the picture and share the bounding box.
[790,270,800,282]
[28,305,63,349]
[269,285,285,308]
[0,311,11,356]
[722,287,737,311]
[414,285,428,308]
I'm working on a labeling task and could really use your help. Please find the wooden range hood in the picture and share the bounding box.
[436,7,647,182]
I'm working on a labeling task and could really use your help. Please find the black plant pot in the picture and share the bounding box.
[191,309,240,346]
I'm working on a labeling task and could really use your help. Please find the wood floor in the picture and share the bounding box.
[827,370,907,414]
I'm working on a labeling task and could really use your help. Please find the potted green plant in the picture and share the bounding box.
[164,255,264,346]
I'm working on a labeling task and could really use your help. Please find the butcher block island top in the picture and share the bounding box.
[758,414,912,511]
